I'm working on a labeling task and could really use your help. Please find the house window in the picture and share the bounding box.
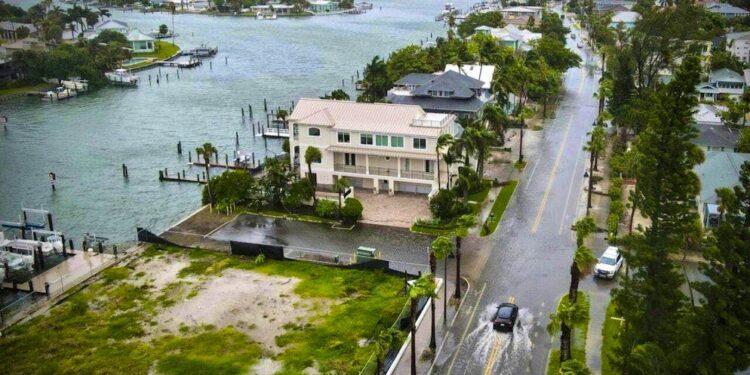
[413,138,427,150]
[361,133,373,145]
[376,135,389,146]
[391,136,404,148]
[345,153,356,166]
[338,132,350,143]
[425,160,432,173]
[308,127,321,136]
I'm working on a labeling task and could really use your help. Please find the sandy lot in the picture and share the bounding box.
[130,254,326,354]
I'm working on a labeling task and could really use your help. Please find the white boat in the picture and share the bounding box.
[46,235,64,253]
[7,239,55,256]
[61,78,89,91]
[41,86,78,101]
[105,69,139,87]
[256,11,277,19]
[0,251,30,272]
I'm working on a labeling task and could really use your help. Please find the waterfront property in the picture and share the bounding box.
[704,2,750,18]
[694,151,750,227]
[308,0,339,13]
[288,99,462,195]
[387,67,493,118]
[498,6,542,24]
[249,4,296,15]
[474,24,541,51]
[725,31,750,63]
[593,0,634,13]
[126,29,156,53]
[696,68,746,101]
[608,10,640,29]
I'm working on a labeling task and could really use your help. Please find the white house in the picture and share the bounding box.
[704,3,750,18]
[608,11,640,29]
[725,31,750,63]
[696,68,746,101]
[94,19,129,34]
[498,6,542,19]
[474,24,541,52]
[288,99,462,195]
[694,151,750,227]
[126,29,155,53]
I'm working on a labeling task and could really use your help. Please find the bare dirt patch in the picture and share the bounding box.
[152,268,318,353]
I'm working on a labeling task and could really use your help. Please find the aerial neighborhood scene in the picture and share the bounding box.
[1,0,750,372]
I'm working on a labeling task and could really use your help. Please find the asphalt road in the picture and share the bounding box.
[431,18,604,375]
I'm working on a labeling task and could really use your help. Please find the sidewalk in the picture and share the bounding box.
[391,276,465,375]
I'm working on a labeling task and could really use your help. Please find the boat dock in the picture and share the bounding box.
[159,59,202,68]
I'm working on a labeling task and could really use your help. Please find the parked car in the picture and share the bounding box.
[492,303,519,332]
[577,42,583,49]
[595,246,624,279]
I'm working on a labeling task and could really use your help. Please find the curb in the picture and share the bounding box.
[426,276,471,374]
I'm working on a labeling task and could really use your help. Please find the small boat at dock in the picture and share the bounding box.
[106,68,139,87]
[182,44,218,57]
[256,11,278,19]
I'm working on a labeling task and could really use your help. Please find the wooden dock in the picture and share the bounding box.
[257,127,290,138]
[160,60,202,69]
[159,170,206,184]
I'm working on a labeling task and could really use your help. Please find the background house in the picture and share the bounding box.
[0,22,37,41]
[704,2,750,18]
[474,24,541,51]
[696,68,746,101]
[126,29,155,53]
[387,70,489,118]
[308,0,339,13]
[694,151,750,227]
[725,31,750,63]
[608,11,640,29]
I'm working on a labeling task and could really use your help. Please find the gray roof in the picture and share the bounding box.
[726,30,750,41]
[705,2,750,15]
[394,73,437,86]
[411,70,484,99]
[695,151,750,204]
[710,68,744,83]
[387,93,484,114]
[694,124,740,149]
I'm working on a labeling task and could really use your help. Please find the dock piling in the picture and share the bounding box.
[210,61,212,70]
[252,121,256,136]
[177,141,182,154]
[225,56,228,65]
[225,154,229,169]
[188,150,192,162]
[164,168,168,176]
[249,105,253,118]
[69,238,74,250]
[203,171,206,180]
[182,170,186,179]
[252,152,255,167]
[241,107,245,120]
[213,150,219,163]
[149,75,152,85]
[122,164,129,179]
[166,73,169,82]
[342,79,345,87]
[177,70,180,79]
[264,98,268,112]
[235,131,239,146]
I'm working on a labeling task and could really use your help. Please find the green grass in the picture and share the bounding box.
[480,181,518,236]
[467,179,492,203]
[411,221,456,236]
[133,40,181,60]
[0,82,48,97]
[547,292,591,374]
[243,208,336,225]
[601,300,622,375]
[514,160,527,171]
[0,245,406,374]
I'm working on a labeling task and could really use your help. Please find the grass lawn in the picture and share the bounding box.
[547,292,590,374]
[134,40,181,60]
[243,208,336,225]
[601,300,622,375]
[480,181,518,236]
[0,82,49,97]
[0,245,406,375]
[514,160,527,171]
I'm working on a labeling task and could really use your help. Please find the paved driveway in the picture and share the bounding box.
[209,213,434,266]
[354,191,432,228]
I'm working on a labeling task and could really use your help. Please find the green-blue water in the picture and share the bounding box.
[0,0,462,243]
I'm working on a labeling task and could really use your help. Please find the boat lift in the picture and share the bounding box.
[30,229,69,257]
[83,232,109,253]
[0,207,55,239]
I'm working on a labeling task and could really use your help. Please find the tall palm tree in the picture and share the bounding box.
[594,78,613,115]
[436,134,454,189]
[431,236,454,327]
[572,216,596,248]
[547,296,587,363]
[482,103,507,145]
[452,117,480,166]
[453,214,475,300]
[568,245,596,303]
[374,327,403,375]
[584,126,606,214]
[409,274,437,375]
[442,150,460,189]
[463,126,495,178]
[334,177,351,218]
[196,143,218,206]
[304,146,322,203]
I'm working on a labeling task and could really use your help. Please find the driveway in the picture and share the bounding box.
[209,213,434,266]
[354,191,432,228]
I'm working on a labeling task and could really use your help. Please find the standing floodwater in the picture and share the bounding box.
[0,0,468,243]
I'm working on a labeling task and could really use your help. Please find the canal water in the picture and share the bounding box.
[1,0,472,243]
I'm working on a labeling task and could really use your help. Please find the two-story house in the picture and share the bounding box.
[474,24,541,51]
[725,31,750,63]
[696,68,746,101]
[387,70,489,118]
[288,99,462,195]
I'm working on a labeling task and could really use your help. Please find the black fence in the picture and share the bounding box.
[136,227,180,247]
[229,241,285,260]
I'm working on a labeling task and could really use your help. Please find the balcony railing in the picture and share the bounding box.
[400,170,434,180]
[368,166,398,177]
[334,164,366,174]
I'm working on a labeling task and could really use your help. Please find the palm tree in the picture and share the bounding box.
[431,236,454,327]
[584,126,606,214]
[436,134,454,189]
[568,245,596,303]
[452,117,480,166]
[482,103,507,145]
[463,126,496,178]
[304,146,322,203]
[334,177,351,218]
[594,78,613,115]
[453,214,475,300]
[98,7,112,19]
[560,359,592,375]
[547,296,587,363]
[409,274,437,375]
[442,151,460,189]
[572,217,596,248]
[196,143,218,206]
[374,327,403,375]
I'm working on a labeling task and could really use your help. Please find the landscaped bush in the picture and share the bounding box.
[341,197,363,224]
[609,177,623,200]
[202,170,255,207]
[315,199,338,219]
[429,189,468,222]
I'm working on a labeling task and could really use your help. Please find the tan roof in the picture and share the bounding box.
[289,98,445,137]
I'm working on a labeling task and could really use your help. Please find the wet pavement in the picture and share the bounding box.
[209,213,434,266]
[431,12,605,374]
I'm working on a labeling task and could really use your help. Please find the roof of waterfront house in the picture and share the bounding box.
[705,2,750,15]
[387,94,485,114]
[694,124,740,149]
[126,29,154,42]
[95,19,129,30]
[394,73,437,86]
[0,21,37,33]
[709,68,744,83]
[693,103,727,126]
[499,6,542,13]
[289,98,451,137]
[726,30,750,41]
[444,64,495,90]
[411,70,484,98]
[695,151,750,204]
[610,10,640,23]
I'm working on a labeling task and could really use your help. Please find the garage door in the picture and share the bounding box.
[397,182,432,194]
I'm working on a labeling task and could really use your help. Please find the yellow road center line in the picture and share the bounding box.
[532,115,575,233]
[509,296,515,304]
[483,336,502,375]
[577,72,586,95]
